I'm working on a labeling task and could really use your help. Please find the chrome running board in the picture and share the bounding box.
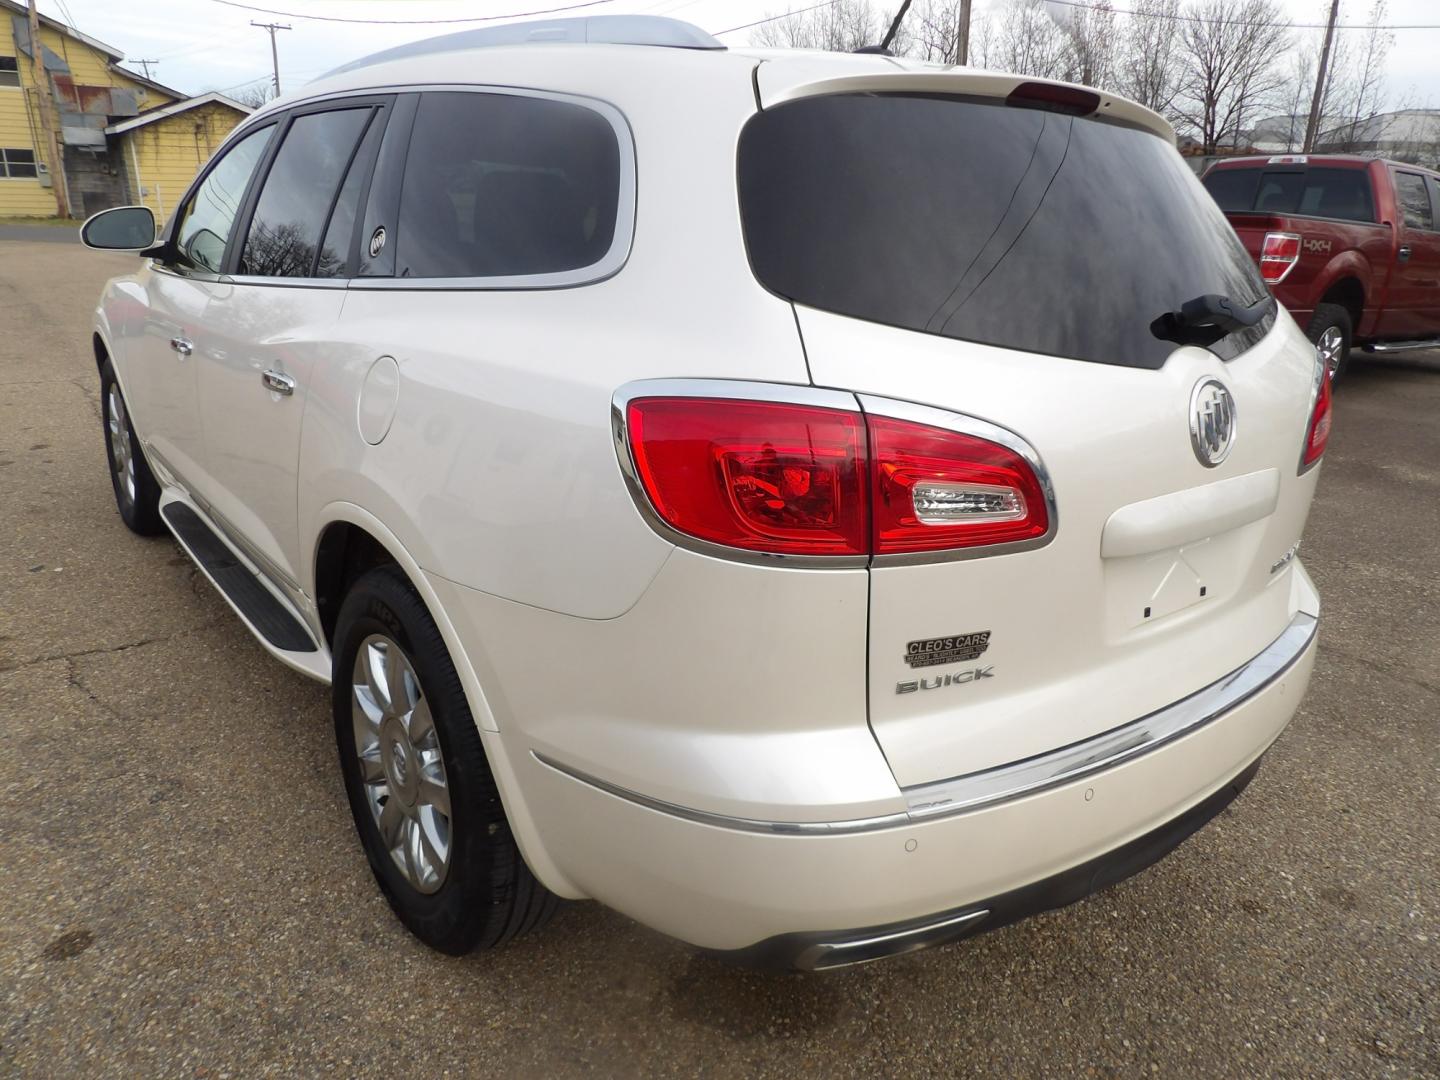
[1363,339,1440,354]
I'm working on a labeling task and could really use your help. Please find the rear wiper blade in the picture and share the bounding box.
[1151,293,1272,346]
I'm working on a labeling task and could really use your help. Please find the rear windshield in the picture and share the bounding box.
[737,93,1272,370]
[1203,165,1375,223]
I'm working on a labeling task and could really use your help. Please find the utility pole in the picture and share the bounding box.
[1302,0,1341,153]
[26,0,68,218]
[132,59,160,80]
[956,0,972,65]
[251,21,290,97]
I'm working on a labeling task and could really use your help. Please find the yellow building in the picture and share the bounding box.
[0,0,250,219]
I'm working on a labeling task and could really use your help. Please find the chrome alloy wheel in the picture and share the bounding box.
[106,384,136,506]
[1316,326,1345,380]
[352,634,452,893]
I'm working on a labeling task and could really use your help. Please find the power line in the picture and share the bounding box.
[714,0,841,36]
[208,0,616,25]
[1043,0,1440,31]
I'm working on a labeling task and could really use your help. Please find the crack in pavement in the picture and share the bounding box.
[0,622,218,677]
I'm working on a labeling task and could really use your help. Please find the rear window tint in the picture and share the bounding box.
[738,94,1272,370]
[395,92,620,280]
[1203,166,1375,223]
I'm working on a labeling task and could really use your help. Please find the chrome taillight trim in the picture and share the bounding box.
[858,394,1058,567]
[1259,230,1302,286]
[609,378,1058,569]
[534,610,1317,835]
[1297,349,1327,477]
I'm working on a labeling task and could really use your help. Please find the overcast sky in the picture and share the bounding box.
[38,0,1440,107]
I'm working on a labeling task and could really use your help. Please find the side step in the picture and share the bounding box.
[1363,339,1440,354]
[162,502,318,654]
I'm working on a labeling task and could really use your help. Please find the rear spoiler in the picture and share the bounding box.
[753,62,1175,146]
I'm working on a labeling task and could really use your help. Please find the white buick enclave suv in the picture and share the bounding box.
[80,16,1329,970]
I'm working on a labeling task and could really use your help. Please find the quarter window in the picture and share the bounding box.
[1394,172,1433,231]
[0,57,18,88]
[173,125,274,273]
[394,91,621,280]
[240,107,372,278]
[0,147,36,178]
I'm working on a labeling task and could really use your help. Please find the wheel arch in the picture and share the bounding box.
[311,501,585,899]
[1318,276,1364,331]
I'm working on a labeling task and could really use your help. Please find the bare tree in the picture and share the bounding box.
[1055,0,1118,88]
[1274,48,1316,151]
[907,0,966,64]
[979,0,1072,81]
[224,81,277,109]
[750,0,886,51]
[1174,0,1291,155]
[1318,0,1393,151]
[1116,0,1185,115]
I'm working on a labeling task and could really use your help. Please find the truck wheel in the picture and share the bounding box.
[333,564,559,954]
[1306,304,1352,382]
[100,359,165,535]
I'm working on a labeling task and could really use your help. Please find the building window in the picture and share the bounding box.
[0,57,19,88]
[1,148,38,178]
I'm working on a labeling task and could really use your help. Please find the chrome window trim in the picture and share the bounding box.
[330,83,637,292]
[610,378,872,570]
[856,394,1059,567]
[535,610,1317,835]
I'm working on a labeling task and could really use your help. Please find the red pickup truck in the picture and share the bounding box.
[1202,154,1440,379]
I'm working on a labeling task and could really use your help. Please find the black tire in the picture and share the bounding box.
[1306,303,1352,383]
[333,564,558,954]
[99,359,164,535]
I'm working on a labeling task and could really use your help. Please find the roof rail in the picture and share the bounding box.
[321,15,724,79]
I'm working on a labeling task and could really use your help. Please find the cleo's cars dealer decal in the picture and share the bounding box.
[904,631,991,668]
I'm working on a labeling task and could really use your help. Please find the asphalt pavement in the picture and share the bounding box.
[0,241,1436,1078]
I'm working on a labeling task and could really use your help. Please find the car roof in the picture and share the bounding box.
[256,14,1172,144]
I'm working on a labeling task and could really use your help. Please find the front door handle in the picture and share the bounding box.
[170,336,193,356]
[1399,245,1412,263]
[262,369,296,396]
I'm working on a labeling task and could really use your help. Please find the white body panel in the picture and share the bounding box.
[89,38,1326,959]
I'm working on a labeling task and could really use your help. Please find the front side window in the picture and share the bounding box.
[0,147,36,177]
[394,91,621,280]
[173,125,274,273]
[240,107,373,277]
[1394,172,1433,230]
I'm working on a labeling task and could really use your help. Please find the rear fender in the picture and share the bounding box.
[1311,252,1375,336]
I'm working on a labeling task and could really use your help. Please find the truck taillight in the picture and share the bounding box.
[1301,358,1333,472]
[623,397,1050,560]
[1260,231,1301,284]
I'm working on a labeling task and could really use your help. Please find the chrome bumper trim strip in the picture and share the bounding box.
[904,611,1318,819]
[534,610,1317,835]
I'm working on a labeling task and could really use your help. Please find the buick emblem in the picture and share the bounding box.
[1189,377,1236,467]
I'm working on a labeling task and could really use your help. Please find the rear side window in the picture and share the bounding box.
[1203,166,1375,223]
[240,107,372,277]
[739,94,1272,370]
[1394,172,1433,230]
[174,125,273,274]
[394,91,621,280]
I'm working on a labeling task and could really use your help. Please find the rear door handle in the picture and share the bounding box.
[169,337,193,356]
[1399,245,1412,263]
[262,369,295,396]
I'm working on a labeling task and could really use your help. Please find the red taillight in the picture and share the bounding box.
[1260,231,1301,284]
[624,397,1049,559]
[625,398,869,556]
[868,416,1050,554]
[1302,363,1333,470]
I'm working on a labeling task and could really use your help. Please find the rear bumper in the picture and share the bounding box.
[509,612,1318,961]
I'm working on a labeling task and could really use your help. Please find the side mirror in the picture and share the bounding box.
[80,206,157,252]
